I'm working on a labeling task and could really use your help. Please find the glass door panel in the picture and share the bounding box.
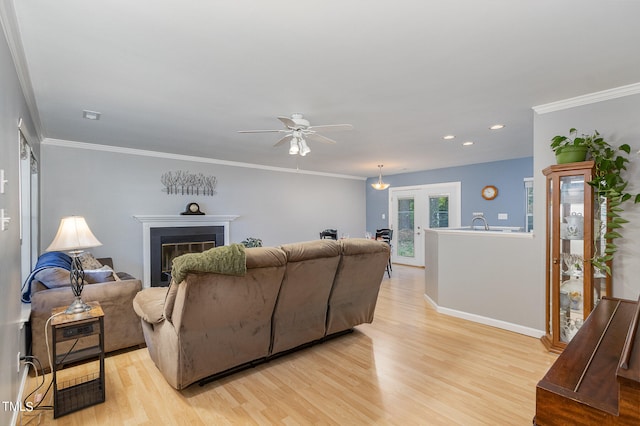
[397,196,415,258]
[391,189,424,267]
[428,196,449,228]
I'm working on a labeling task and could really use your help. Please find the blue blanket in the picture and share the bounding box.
[21,251,72,303]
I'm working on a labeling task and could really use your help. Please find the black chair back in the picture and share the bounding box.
[319,229,338,240]
[376,228,393,277]
[375,228,393,243]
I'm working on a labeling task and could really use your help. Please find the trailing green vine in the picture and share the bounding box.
[580,130,639,275]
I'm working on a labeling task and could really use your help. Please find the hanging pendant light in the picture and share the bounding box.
[371,164,390,190]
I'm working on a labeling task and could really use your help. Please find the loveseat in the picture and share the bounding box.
[29,257,145,371]
[132,238,390,390]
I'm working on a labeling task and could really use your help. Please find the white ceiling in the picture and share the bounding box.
[8,0,640,177]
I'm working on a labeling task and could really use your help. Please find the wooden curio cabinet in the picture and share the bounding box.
[541,161,612,353]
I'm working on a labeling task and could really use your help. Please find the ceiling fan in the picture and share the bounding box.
[238,113,353,156]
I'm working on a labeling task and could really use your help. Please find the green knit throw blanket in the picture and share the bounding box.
[171,243,247,284]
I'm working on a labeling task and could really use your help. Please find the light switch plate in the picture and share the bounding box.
[498,213,508,220]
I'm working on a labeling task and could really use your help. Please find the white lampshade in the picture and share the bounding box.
[46,216,102,252]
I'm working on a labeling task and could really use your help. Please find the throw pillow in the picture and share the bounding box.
[78,252,103,270]
[84,266,117,284]
[33,267,71,289]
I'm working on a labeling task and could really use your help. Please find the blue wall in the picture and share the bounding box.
[366,157,533,232]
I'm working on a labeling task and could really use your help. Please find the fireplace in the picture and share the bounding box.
[134,214,239,288]
[150,226,224,287]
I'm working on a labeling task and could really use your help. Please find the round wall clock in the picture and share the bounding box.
[181,202,205,215]
[481,185,498,200]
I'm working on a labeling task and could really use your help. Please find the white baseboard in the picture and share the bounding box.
[11,366,31,426]
[423,294,545,338]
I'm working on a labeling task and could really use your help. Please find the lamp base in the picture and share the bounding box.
[64,297,92,314]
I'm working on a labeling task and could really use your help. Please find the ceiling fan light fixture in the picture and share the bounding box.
[289,138,300,155]
[299,138,311,156]
[371,165,390,190]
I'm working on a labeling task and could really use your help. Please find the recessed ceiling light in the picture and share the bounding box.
[463,141,474,146]
[489,124,505,130]
[443,135,455,140]
[82,110,101,120]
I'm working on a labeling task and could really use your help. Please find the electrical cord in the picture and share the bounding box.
[30,311,81,412]
[44,311,64,378]
[22,359,53,411]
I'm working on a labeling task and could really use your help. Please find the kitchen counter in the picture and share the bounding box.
[424,228,544,337]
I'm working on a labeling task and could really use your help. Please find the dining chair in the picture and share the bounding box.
[319,229,338,240]
[375,228,393,277]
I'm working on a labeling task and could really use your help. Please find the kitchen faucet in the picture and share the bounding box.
[471,215,489,230]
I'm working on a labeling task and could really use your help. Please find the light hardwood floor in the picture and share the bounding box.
[20,265,557,425]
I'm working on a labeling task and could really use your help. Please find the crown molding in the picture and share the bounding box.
[533,82,640,114]
[42,138,366,181]
[0,1,44,140]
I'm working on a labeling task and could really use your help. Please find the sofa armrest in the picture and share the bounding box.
[30,278,144,370]
[133,287,169,324]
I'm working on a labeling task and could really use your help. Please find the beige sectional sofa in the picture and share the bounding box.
[29,258,145,371]
[133,238,390,390]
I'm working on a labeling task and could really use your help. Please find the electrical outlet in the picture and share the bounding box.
[473,212,483,217]
[16,351,21,373]
[498,213,508,220]
[382,213,386,220]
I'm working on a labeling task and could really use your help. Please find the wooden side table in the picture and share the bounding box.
[51,301,105,418]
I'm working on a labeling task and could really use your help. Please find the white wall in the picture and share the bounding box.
[533,92,640,300]
[0,15,38,425]
[40,142,366,279]
[425,230,541,333]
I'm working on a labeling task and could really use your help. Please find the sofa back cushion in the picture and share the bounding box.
[270,239,341,354]
[325,239,390,335]
[169,246,286,387]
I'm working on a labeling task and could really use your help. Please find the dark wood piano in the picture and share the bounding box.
[535,296,640,425]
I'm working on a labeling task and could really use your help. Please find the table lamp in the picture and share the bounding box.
[46,216,102,314]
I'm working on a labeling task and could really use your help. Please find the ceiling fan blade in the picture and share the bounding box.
[306,133,337,144]
[237,129,286,133]
[273,134,293,147]
[307,124,353,132]
[277,116,297,129]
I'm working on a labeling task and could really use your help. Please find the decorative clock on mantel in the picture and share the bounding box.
[481,185,498,200]
[181,202,205,215]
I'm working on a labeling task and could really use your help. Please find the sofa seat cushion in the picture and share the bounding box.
[133,287,169,324]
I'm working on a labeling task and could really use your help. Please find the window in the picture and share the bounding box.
[524,177,533,232]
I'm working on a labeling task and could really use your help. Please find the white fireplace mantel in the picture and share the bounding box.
[134,214,239,288]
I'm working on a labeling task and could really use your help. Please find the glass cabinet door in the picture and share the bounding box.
[557,174,587,343]
[542,161,611,353]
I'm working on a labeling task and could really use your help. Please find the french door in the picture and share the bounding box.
[390,182,460,267]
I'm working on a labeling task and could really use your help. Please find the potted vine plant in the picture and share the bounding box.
[241,237,263,248]
[550,128,591,164]
[551,128,640,275]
